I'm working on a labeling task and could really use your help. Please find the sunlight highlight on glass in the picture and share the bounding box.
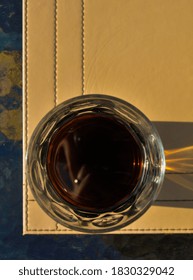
[165,146,193,174]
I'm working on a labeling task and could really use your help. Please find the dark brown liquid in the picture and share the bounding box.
[47,113,143,212]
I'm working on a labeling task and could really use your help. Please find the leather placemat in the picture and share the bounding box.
[23,0,193,234]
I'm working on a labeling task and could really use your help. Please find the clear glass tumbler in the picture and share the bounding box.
[26,94,165,233]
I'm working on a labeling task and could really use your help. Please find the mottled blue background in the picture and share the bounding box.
[0,0,193,260]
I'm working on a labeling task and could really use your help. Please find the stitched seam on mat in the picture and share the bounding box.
[42,228,193,232]
[81,0,85,95]
[119,228,193,232]
[26,228,193,232]
[54,0,58,106]
[54,0,58,230]
[27,229,70,232]
[55,228,193,232]
[25,0,29,232]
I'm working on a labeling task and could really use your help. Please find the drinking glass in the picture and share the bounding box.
[26,94,165,233]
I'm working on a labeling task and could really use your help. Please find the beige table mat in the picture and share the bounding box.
[23,0,193,234]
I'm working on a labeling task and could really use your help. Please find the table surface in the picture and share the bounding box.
[1,0,193,260]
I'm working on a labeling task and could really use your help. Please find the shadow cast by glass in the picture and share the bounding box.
[153,122,193,209]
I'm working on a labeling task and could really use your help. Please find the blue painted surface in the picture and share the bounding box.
[0,1,21,50]
[1,0,193,260]
[0,86,22,110]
